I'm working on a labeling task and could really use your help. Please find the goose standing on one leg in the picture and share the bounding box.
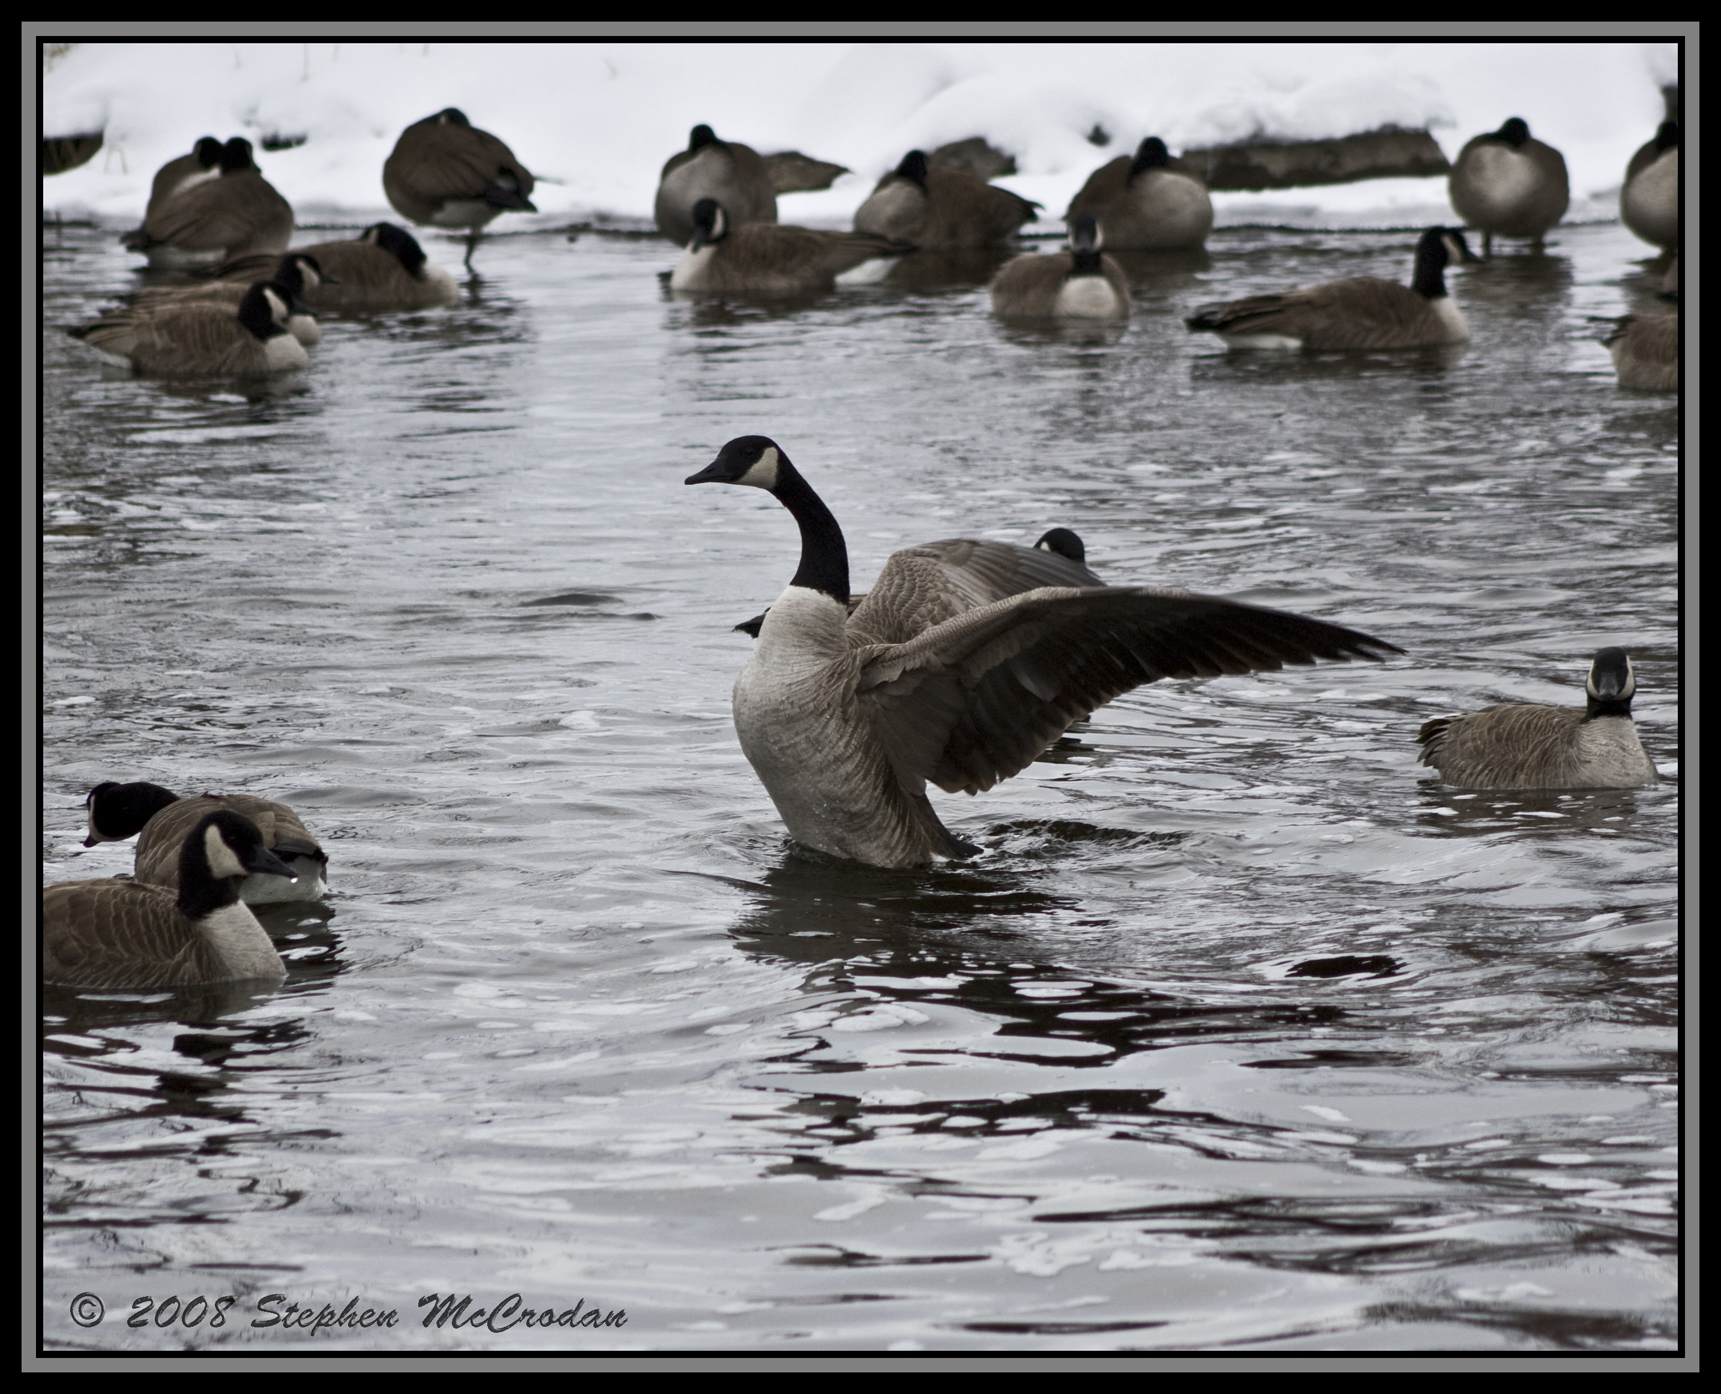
[382,108,536,268]
[988,215,1129,318]
[83,780,329,903]
[1184,226,1475,351]
[44,810,298,989]
[1416,649,1659,789]
[686,436,1402,869]
[1448,117,1569,257]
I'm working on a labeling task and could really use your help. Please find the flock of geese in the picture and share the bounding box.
[46,107,1675,991]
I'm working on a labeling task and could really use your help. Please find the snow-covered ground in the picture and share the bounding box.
[42,40,1679,230]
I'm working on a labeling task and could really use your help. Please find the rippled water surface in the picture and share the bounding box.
[40,218,1679,1352]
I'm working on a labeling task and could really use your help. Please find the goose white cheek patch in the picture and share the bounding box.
[204,824,247,880]
[737,446,780,489]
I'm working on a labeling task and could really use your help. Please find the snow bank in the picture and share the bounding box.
[42,40,1679,229]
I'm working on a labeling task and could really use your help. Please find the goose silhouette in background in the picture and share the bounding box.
[1417,649,1659,789]
[655,124,778,247]
[671,198,910,296]
[121,136,294,268]
[1185,226,1475,351]
[216,223,458,312]
[1621,121,1679,251]
[141,135,224,221]
[83,781,329,903]
[854,149,1039,250]
[44,809,297,990]
[1448,117,1569,256]
[383,108,536,266]
[1064,136,1213,251]
[988,214,1129,318]
[70,281,310,375]
[687,435,1402,868]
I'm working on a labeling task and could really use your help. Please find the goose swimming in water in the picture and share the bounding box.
[1185,226,1475,351]
[853,149,1039,250]
[1416,649,1659,789]
[687,436,1402,868]
[44,809,297,989]
[215,224,458,313]
[671,198,910,296]
[988,215,1129,319]
[83,781,329,904]
[70,281,310,376]
[121,137,294,268]
[122,252,334,347]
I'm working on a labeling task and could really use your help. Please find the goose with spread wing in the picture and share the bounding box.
[686,436,1402,868]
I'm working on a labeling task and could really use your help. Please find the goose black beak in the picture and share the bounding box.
[247,847,299,880]
[81,834,98,848]
[685,459,727,485]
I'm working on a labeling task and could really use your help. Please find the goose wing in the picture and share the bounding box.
[851,582,1400,797]
[134,794,322,888]
[848,539,1102,645]
[394,125,535,206]
[42,880,215,989]
[76,302,253,371]
[1417,704,1583,787]
[140,173,292,254]
[1187,278,1432,349]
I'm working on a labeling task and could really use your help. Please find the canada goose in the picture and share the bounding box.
[143,136,223,220]
[382,108,535,265]
[1064,137,1213,251]
[686,436,1401,868]
[671,199,909,296]
[988,215,1129,318]
[734,527,1098,639]
[1604,311,1679,392]
[1621,121,1679,251]
[70,281,310,376]
[656,124,778,247]
[854,149,1039,250]
[82,780,329,904]
[1416,649,1658,789]
[1185,226,1474,351]
[216,224,458,313]
[44,810,296,990]
[121,137,294,268]
[125,252,333,347]
[1448,117,1569,256]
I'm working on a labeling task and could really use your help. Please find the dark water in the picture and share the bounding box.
[40,216,1679,1351]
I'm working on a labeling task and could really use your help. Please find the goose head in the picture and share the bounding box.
[193,135,224,169]
[1653,120,1679,152]
[83,780,180,847]
[1034,527,1086,565]
[1410,226,1478,298]
[1585,648,1637,716]
[177,809,297,918]
[273,253,339,298]
[237,282,298,341]
[219,136,258,173]
[364,221,430,276]
[436,108,471,127]
[1489,117,1532,148]
[686,436,849,603]
[687,198,730,252]
[1068,214,1105,273]
[1128,136,1171,180]
[893,149,930,187]
[688,124,721,152]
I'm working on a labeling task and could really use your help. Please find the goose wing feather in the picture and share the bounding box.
[140,173,293,254]
[389,124,534,203]
[134,794,322,890]
[853,573,1399,796]
[78,302,260,373]
[42,880,222,990]
[1189,278,1437,349]
[1417,704,1584,787]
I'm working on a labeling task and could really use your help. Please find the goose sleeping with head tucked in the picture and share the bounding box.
[1416,648,1659,789]
[70,281,310,376]
[43,809,296,989]
[687,436,1403,868]
[1185,226,1475,351]
[671,198,910,296]
[215,223,458,313]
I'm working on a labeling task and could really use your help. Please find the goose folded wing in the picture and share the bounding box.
[848,540,1103,644]
[855,586,1399,796]
[404,131,534,203]
[142,179,282,251]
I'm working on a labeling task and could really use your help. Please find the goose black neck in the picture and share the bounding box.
[1128,137,1170,182]
[1584,693,1633,721]
[176,839,244,919]
[772,464,849,605]
[1411,236,1449,300]
[1071,248,1104,276]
